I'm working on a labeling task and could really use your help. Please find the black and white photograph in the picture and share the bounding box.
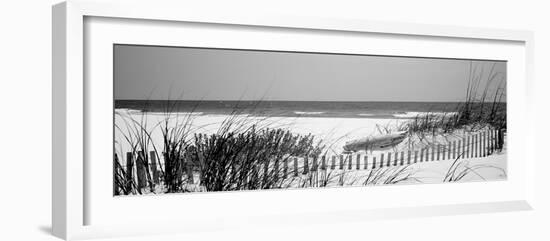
[113,45,507,195]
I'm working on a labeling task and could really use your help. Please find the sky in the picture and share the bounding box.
[114,44,506,102]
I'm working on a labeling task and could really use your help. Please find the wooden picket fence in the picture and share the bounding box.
[116,128,505,191]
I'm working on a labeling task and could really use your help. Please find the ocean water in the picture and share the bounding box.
[115,100,488,119]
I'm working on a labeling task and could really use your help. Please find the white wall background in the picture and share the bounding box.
[0,0,548,240]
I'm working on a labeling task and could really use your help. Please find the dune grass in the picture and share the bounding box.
[114,106,159,194]
[114,100,328,194]
[409,62,506,134]
[443,156,507,182]
[189,126,324,191]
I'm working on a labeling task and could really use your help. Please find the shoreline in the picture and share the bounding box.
[114,108,460,120]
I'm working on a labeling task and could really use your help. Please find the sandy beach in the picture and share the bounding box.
[115,108,507,190]
[115,108,409,154]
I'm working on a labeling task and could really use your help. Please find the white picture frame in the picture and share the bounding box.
[52,0,535,240]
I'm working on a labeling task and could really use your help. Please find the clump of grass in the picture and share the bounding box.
[114,107,158,194]
[189,125,324,191]
[113,153,136,195]
[404,62,506,137]
[443,157,506,182]
[362,165,421,185]
[114,99,328,194]
[159,99,203,193]
[296,169,339,188]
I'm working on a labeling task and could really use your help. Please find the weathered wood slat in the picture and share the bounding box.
[125,152,134,192]
[149,151,159,185]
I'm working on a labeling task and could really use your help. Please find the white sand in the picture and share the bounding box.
[114,109,410,155]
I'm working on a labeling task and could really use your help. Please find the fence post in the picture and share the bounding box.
[311,156,317,172]
[364,155,369,169]
[380,153,385,167]
[473,134,476,157]
[451,141,454,159]
[471,134,474,158]
[303,156,309,174]
[331,156,336,170]
[442,144,446,160]
[144,152,154,189]
[494,129,499,152]
[419,149,424,163]
[425,147,429,162]
[495,129,499,152]
[481,132,485,157]
[125,152,134,192]
[487,128,493,155]
[484,131,488,157]
[474,134,478,157]
[186,162,194,184]
[393,152,398,166]
[485,131,488,157]
[447,142,453,160]
[493,129,498,153]
[495,129,499,151]
[499,128,504,151]
[348,154,353,170]
[321,156,326,170]
[462,137,466,159]
[372,156,377,169]
[466,136,470,158]
[114,154,119,195]
[387,153,392,167]
[472,135,475,158]
[457,140,462,159]
[149,151,159,185]
[356,154,361,170]
[453,141,460,160]
[414,150,418,163]
[136,151,147,191]
[487,130,493,156]
[479,132,483,157]
[398,152,403,165]
[422,147,430,162]
[294,157,299,177]
[471,134,475,157]
[436,144,440,161]
[480,131,485,157]
[480,132,483,157]
[488,130,493,154]
[407,150,411,164]
[339,155,344,170]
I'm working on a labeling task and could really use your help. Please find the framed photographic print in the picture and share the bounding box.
[52,0,535,240]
